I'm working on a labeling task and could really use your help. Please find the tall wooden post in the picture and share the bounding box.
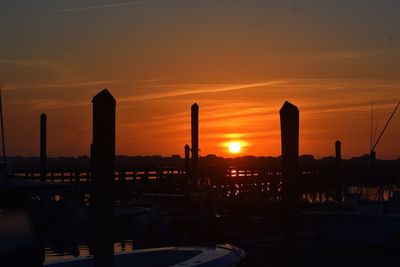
[40,113,47,181]
[335,140,342,201]
[191,103,199,182]
[91,89,116,267]
[184,144,190,176]
[280,101,299,264]
[335,140,341,173]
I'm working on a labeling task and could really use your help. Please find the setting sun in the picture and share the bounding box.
[228,142,242,154]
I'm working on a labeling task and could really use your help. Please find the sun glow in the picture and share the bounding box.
[228,142,242,154]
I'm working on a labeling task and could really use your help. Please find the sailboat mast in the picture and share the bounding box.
[0,84,6,163]
[370,100,374,153]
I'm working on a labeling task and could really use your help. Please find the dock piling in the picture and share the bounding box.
[335,140,342,200]
[184,144,190,177]
[91,89,116,267]
[40,113,47,181]
[280,101,299,265]
[191,103,199,184]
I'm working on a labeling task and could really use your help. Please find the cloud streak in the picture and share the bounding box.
[119,80,286,102]
[302,50,394,62]
[52,0,156,13]
[0,59,68,70]
[4,80,119,91]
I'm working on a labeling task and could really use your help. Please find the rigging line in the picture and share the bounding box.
[371,101,400,154]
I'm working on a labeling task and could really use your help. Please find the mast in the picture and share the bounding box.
[370,100,374,153]
[0,84,7,183]
[0,84,6,163]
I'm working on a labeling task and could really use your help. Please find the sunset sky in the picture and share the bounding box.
[0,0,399,159]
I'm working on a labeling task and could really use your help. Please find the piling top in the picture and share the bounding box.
[191,103,199,109]
[92,89,116,105]
[280,101,299,114]
[40,113,46,118]
[336,140,341,145]
[184,144,190,148]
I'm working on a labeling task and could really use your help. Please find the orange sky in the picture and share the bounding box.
[1,1,399,159]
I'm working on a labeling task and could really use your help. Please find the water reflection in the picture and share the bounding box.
[45,240,134,262]
[214,167,397,204]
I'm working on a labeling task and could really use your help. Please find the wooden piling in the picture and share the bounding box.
[335,140,343,200]
[191,103,199,182]
[335,140,341,173]
[280,101,299,265]
[40,113,47,181]
[91,89,116,267]
[184,144,190,176]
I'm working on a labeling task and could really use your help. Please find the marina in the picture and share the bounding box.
[1,2,400,266]
[1,92,400,266]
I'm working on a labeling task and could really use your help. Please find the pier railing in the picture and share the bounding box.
[11,165,400,189]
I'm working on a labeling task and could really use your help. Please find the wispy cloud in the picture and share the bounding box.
[325,87,346,91]
[119,80,285,102]
[304,102,400,115]
[305,50,392,62]
[0,59,68,70]
[6,98,88,111]
[28,98,67,109]
[3,80,119,91]
[52,0,156,13]
[312,51,367,61]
